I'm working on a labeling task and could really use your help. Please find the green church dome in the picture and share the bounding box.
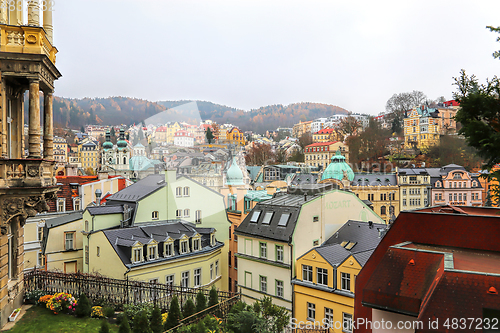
[103,131,113,150]
[226,157,245,186]
[117,129,128,148]
[321,150,354,182]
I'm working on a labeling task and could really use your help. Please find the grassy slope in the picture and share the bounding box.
[7,306,119,333]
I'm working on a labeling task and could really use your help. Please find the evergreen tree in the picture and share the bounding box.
[133,310,151,333]
[208,286,218,308]
[195,291,206,313]
[206,127,214,144]
[75,293,91,317]
[165,295,183,330]
[182,298,196,319]
[150,307,163,333]
[195,320,206,333]
[99,319,110,333]
[118,315,131,333]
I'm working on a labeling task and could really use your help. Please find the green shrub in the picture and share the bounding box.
[182,298,196,319]
[118,315,131,333]
[165,295,183,330]
[208,286,218,308]
[103,306,115,318]
[99,319,110,333]
[123,302,154,322]
[133,310,151,333]
[195,291,206,313]
[75,293,91,317]
[150,307,163,333]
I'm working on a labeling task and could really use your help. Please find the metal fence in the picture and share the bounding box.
[24,269,236,312]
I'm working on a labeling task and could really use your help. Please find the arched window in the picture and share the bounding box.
[380,206,386,215]
[123,157,127,165]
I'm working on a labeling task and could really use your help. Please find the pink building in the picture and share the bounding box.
[430,164,483,207]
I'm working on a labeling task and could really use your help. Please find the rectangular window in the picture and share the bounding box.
[278,213,290,226]
[193,238,200,251]
[303,265,313,282]
[195,210,202,223]
[176,209,182,218]
[260,276,267,293]
[307,302,316,321]
[152,211,159,220]
[184,209,190,217]
[57,199,65,212]
[325,308,333,327]
[133,248,142,263]
[38,226,43,241]
[148,246,157,260]
[260,242,267,259]
[276,280,284,298]
[250,210,261,222]
[234,256,238,269]
[165,243,173,256]
[215,260,219,276]
[165,274,174,288]
[176,187,182,197]
[276,245,284,262]
[65,232,75,250]
[343,313,353,333]
[74,200,80,211]
[262,212,273,224]
[312,215,319,222]
[181,271,189,288]
[181,240,188,253]
[341,272,351,291]
[97,246,100,257]
[38,252,45,267]
[210,263,214,280]
[403,199,407,206]
[194,268,201,287]
[317,268,328,286]
[183,187,190,197]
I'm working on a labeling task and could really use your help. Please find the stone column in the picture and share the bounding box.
[27,0,40,26]
[43,3,53,43]
[28,79,41,159]
[43,91,53,159]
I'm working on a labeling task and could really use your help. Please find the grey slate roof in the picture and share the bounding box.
[107,174,166,203]
[322,220,387,253]
[290,173,319,186]
[352,173,398,186]
[45,212,83,228]
[87,205,124,215]
[234,195,305,243]
[102,221,218,267]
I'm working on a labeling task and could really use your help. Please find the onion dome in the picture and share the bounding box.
[103,131,113,150]
[226,157,245,186]
[117,129,128,148]
[321,150,354,182]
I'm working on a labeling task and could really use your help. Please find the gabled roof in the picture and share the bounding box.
[45,212,83,228]
[106,174,166,203]
[352,174,398,187]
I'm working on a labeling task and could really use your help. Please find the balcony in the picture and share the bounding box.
[0,158,56,188]
[0,24,57,64]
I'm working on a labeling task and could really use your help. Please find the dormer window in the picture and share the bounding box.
[132,245,143,263]
[472,180,478,187]
[148,243,158,260]
[164,241,173,257]
[180,239,189,254]
[436,181,441,188]
[211,233,216,246]
[192,237,201,251]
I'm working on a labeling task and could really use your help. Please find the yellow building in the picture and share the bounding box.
[53,136,68,162]
[88,222,223,289]
[292,120,312,138]
[78,141,100,170]
[42,213,84,273]
[226,127,246,146]
[305,142,349,169]
[349,174,400,224]
[312,128,340,143]
[292,221,387,332]
[397,168,431,210]
[404,106,444,150]
[154,126,168,144]
[166,122,182,144]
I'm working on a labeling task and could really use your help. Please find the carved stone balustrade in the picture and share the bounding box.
[0,158,56,188]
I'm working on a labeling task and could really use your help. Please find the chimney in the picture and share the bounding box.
[98,171,109,180]
[368,221,373,228]
[165,168,177,184]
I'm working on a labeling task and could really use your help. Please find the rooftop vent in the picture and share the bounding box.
[488,287,498,295]
[409,259,415,266]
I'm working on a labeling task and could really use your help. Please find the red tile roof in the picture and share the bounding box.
[50,176,98,212]
[314,128,334,134]
[305,141,339,147]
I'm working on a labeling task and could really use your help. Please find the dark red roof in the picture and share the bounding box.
[444,100,460,107]
[49,176,98,212]
[314,128,334,135]
[305,141,339,147]
[354,206,500,332]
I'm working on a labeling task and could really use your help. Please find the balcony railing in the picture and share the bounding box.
[0,158,56,188]
[0,24,57,64]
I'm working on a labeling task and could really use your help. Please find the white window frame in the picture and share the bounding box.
[195,210,202,223]
[176,187,182,197]
[148,244,158,260]
[260,275,267,293]
[193,268,201,287]
[303,265,313,282]
[276,245,284,262]
[307,302,316,321]
[343,313,353,333]
[132,247,143,263]
[165,274,174,288]
[57,198,66,212]
[276,279,284,298]
[176,209,182,218]
[215,260,219,276]
[341,272,351,291]
[164,242,173,257]
[184,209,190,217]
[183,186,190,197]
[192,238,200,251]
[64,232,75,250]
[152,211,159,220]
[181,240,189,254]
[317,267,328,286]
[181,271,190,289]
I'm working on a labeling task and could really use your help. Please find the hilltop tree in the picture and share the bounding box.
[386,91,427,134]
[487,25,500,59]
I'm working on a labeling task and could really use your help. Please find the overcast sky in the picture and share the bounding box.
[52,0,500,115]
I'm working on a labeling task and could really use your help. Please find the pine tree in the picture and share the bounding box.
[133,310,151,333]
[150,307,163,333]
[165,296,183,329]
[208,286,219,308]
[75,293,91,317]
[118,315,131,333]
[99,319,110,333]
[195,291,206,313]
[182,298,196,319]
[206,127,214,144]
